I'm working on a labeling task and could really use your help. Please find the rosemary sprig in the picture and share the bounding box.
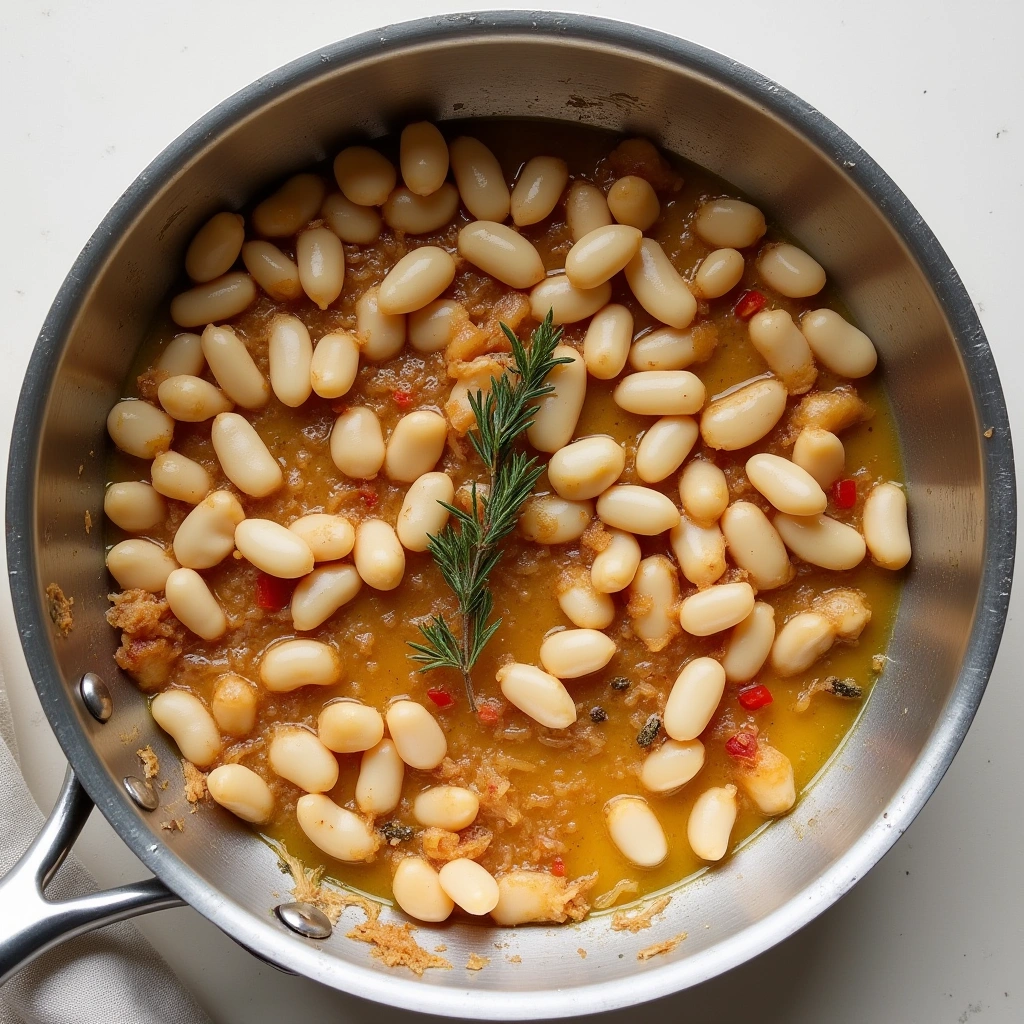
[408,311,569,709]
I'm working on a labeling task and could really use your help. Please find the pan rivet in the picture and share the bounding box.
[123,775,159,811]
[275,902,333,940]
[79,672,113,722]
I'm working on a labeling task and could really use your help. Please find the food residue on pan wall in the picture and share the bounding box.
[45,583,73,637]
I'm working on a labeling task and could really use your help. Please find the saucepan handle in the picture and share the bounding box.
[0,765,183,985]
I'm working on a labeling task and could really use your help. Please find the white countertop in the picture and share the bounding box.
[2,2,1022,1021]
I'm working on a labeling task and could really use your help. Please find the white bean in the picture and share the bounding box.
[355,738,405,815]
[457,221,545,289]
[596,485,680,535]
[400,122,449,196]
[296,793,380,862]
[397,472,454,552]
[770,612,836,676]
[157,375,233,422]
[511,156,568,226]
[627,554,680,651]
[582,304,633,380]
[210,412,282,497]
[296,226,345,310]
[700,377,788,450]
[310,331,360,399]
[449,136,509,221]
[623,239,697,329]
[150,451,211,504]
[736,743,796,815]
[694,248,745,299]
[604,796,668,867]
[318,700,384,754]
[720,501,793,590]
[678,459,729,524]
[291,563,362,630]
[378,246,456,315]
[260,639,343,692]
[392,857,454,923]
[107,400,174,459]
[333,147,396,207]
[775,512,866,570]
[330,406,385,479]
[353,520,405,591]
[170,272,256,328]
[640,738,705,794]
[748,309,817,394]
[241,240,303,301]
[385,700,447,769]
[693,199,766,249]
[628,325,717,372]
[106,539,178,592]
[356,286,406,361]
[156,333,205,377]
[172,490,245,569]
[529,275,611,326]
[746,453,827,515]
[539,628,616,679]
[636,417,698,483]
[664,657,726,741]
[496,663,577,729]
[800,309,877,378]
[437,859,499,916]
[792,428,845,488]
[607,176,659,231]
[490,871,583,926]
[757,243,825,298]
[413,786,479,831]
[526,345,586,452]
[722,602,776,682]
[200,325,269,410]
[211,673,257,737]
[409,299,464,354]
[252,173,325,237]
[557,569,615,629]
[104,481,167,533]
[590,528,642,593]
[862,482,911,569]
[185,212,245,283]
[164,567,228,640]
[207,764,274,824]
[321,192,382,244]
[547,436,625,500]
[679,581,755,636]
[565,181,612,241]
[613,371,706,416]
[384,410,448,482]
[268,314,313,407]
[150,690,222,767]
[669,516,727,588]
[382,184,460,235]
[565,224,642,290]
[687,785,738,861]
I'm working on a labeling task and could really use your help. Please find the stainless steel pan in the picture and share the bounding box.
[0,12,1014,1018]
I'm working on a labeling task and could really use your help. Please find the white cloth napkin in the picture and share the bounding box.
[0,670,211,1024]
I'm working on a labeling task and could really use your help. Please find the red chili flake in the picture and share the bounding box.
[725,730,758,760]
[738,684,774,710]
[551,857,566,877]
[358,487,379,509]
[255,573,295,611]
[832,478,857,509]
[426,688,455,709]
[331,401,348,415]
[392,389,414,408]
[477,704,500,725]
[734,289,767,320]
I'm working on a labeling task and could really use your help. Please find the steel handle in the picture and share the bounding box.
[0,765,183,985]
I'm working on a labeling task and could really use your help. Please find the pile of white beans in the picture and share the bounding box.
[103,123,911,923]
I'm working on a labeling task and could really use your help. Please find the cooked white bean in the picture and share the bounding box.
[736,743,796,815]
[497,663,577,729]
[519,494,594,545]
[748,309,817,394]
[624,239,697,329]
[604,796,667,867]
[526,345,586,454]
[333,147,396,207]
[678,459,728,524]
[597,485,680,535]
[164,568,227,640]
[210,413,283,497]
[757,243,826,298]
[170,272,256,328]
[291,563,362,630]
[151,690,222,767]
[438,858,500,916]
[800,309,877,378]
[746,453,828,515]
[680,581,755,636]
[722,601,776,682]
[565,225,642,290]
[296,226,345,310]
[863,482,911,569]
[700,377,788,450]
[529,275,611,326]
[156,333,205,377]
[547,436,625,500]
[414,786,480,831]
[449,136,509,221]
[330,406,385,479]
[629,325,717,372]
[355,286,406,361]
[211,673,257,737]
[185,212,245,283]
[309,331,359,399]
[557,570,615,629]
[267,314,313,407]
[669,516,727,588]
[151,451,212,504]
[318,700,385,754]
[510,156,568,226]
[106,539,178,592]
[172,490,245,569]
[565,181,613,242]
[201,325,269,410]
[252,173,324,237]
[260,639,342,692]
[640,738,705,794]
[104,481,167,533]
[386,700,447,769]
[590,529,642,593]
[775,512,866,570]
[539,628,616,679]
[770,612,836,676]
[613,370,706,416]
[607,176,660,231]
[457,221,545,289]
[627,555,680,651]
[392,857,454,923]
[241,240,303,301]
[397,472,454,552]
[296,793,380,862]
[355,738,405,815]
[687,785,738,861]
[107,400,174,459]
[207,764,273,824]
[409,299,464,354]
[720,501,793,590]
[400,122,449,196]
[792,428,845,488]
[638,417,702,485]
[385,410,447,482]
[490,871,586,925]
[693,199,766,249]
[664,657,726,741]
[353,520,405,591]
[382,183,460,235]
[321,191,382,244]
[379,246,456,315]
[582,304,632,380]
[694,248,745,299]
[157,375,233,422]
[287,514,354,562]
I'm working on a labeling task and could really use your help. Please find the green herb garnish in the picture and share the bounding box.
[379,821,414,844]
